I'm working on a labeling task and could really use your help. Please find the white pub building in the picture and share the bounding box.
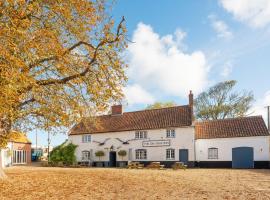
[68,92,270,169]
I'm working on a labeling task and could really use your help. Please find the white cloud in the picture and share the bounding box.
[126,23,209,98]
[221,61,233,77]
[123,84,155,105]
[251,91,270,123]
[220,0,270,28]
[209,15,233,39]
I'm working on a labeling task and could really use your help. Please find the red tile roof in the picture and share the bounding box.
[69,105,192,135]
[195,116,269,139]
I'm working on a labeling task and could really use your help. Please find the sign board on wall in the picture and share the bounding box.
[142,140,170,147]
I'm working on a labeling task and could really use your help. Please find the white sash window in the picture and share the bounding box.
[208,148,218,159]
[166,149,175,160]
[135,149,147,159]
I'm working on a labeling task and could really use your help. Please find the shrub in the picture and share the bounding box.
[50,141,77,166]
[95,150,105,160]
[118,150,127,160]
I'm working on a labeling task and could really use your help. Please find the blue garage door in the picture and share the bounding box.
[232,147,254,169]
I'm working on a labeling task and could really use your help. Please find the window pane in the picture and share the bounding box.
[135,149,147,159]
[82,136,85,143]
[208,148,218,159]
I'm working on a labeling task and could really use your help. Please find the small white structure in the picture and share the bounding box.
[195,116,270,168]
[0,132,32,168]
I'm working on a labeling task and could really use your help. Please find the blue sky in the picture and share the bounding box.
[28,0,270,147]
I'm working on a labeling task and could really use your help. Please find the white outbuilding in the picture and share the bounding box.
[195,116,270,168]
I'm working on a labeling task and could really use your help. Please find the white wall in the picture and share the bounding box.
[0,143,12,168]
[196,136,270,161]
[68,127,195,162]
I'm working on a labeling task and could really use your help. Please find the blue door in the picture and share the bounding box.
[232,147,254,169]
[179,149,188,165]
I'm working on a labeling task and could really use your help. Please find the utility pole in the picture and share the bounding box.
[266,106,270,132]
[35,129,38,152]
[46,120,51,163]
[47,131,50,163]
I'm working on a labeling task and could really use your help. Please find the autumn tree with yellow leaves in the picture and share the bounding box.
[0,0,127,178]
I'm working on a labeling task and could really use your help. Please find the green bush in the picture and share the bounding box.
[118,150,127,160]
[50,141,77,166]
[95,150,105,160]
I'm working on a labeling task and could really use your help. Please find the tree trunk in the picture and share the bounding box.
[0,153,7,179]
[0,116,12,179]
[0,167,7,179]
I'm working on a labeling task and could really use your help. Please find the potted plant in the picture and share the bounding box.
[95,150,105,167]
[118,150,127,167]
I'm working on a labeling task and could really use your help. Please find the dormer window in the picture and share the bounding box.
[135,131,147,139]
[82,134,91,143]
[166,129,175,138]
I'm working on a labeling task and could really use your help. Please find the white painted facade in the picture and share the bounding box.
[0,143,12,168]
[68,127,195,163]
[196,136,270,161]
[69,128,270,166]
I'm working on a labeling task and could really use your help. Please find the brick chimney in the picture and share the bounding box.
[111,105,123,115]
[189,90,194,121]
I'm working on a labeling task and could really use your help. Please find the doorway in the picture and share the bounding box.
[232,147,254,169]
[179,149,188,165]
[109,151,117,167]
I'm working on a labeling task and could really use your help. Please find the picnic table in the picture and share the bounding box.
[146,162,165,170]
[172,162,187,170]
[127,162,144,169]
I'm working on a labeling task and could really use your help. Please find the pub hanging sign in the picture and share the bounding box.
[142,140,170,147]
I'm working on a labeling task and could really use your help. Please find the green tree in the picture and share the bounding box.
[145,101,177,110]
[0,1,127,178]
[194,80,254,120]
[50,142,77,166]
